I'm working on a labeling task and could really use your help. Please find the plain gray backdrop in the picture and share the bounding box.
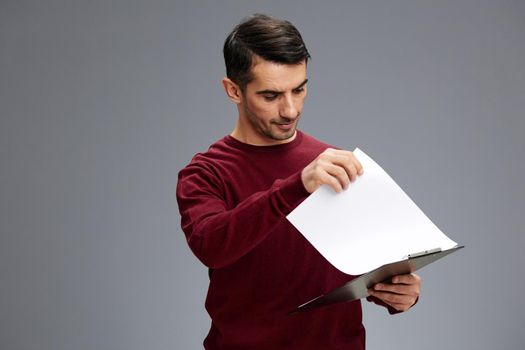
[1,0,524,349]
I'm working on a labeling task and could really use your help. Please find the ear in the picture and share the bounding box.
[222,77,243,104]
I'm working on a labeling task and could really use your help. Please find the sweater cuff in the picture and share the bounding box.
[277,171,310,213]
[366,296,402,315]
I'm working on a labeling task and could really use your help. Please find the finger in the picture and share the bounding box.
[372,282,419,296]
[344,151,364,176]
[318,169,344,193]
[324,153,359,182]
[345,161,358,182]
[384,301,410,312]
[329,150,364,176]
[324,163,351,188]
[368,290,416,307]
[393,273,421,285]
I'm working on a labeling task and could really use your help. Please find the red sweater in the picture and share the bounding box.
[177,131,367,349]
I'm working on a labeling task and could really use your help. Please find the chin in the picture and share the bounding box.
[271,129,296,141]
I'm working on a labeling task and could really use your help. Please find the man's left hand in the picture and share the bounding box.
[368,273,421,312]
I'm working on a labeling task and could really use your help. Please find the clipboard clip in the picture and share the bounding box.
[405,247,442,259]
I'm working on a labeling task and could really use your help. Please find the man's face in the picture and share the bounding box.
[237,58,308,146]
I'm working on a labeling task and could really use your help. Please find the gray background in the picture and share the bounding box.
[1,0,524,349]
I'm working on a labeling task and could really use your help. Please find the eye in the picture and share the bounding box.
[293,87,305,95]
[263,93,278,101]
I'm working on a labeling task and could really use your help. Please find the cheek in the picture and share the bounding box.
[248,101,278,121]
[295,96,306,113]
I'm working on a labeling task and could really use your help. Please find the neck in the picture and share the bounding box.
[230,122,297,146]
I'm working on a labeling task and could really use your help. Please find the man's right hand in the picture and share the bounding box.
[301,148,364,193]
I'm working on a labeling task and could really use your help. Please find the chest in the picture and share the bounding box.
[216,151,311,207]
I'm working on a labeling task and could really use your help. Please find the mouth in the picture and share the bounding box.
[273,121,296,132]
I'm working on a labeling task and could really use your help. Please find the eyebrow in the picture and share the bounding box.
[255,78,308,95]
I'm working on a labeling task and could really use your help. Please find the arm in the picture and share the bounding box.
[177,164,308,269]
[176,148,363,269]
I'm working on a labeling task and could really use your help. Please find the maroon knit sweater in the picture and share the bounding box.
[177,130,370,349]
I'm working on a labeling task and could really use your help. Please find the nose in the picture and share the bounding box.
[279,94,299,120]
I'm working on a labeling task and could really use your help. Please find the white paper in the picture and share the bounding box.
[287,148,457,275]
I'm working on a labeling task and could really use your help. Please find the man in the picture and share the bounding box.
[177,14,420,349]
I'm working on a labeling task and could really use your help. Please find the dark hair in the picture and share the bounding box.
[223,14,310,89]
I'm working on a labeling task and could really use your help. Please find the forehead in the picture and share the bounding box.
[247,58,307,92]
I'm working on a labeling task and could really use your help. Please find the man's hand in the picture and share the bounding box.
[301,148,364,193]
[368,273,421,312]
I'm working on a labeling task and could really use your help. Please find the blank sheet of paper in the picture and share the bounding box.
[287,148,457,275]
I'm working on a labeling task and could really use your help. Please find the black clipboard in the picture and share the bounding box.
[289,245,464,315]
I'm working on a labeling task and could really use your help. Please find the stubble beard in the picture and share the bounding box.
[267,121,297,140]
[246,110,299,142]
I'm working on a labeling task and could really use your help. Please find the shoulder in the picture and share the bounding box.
[299,130,332,147]
[176,138,233,204]
[178,136,230,177]
[295,130,338,155]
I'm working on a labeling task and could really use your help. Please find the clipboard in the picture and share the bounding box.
[289,245,464,315]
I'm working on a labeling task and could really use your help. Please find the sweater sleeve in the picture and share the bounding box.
[176,162,310,269]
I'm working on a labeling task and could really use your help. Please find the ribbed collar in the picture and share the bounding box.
[223,130,304,153]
